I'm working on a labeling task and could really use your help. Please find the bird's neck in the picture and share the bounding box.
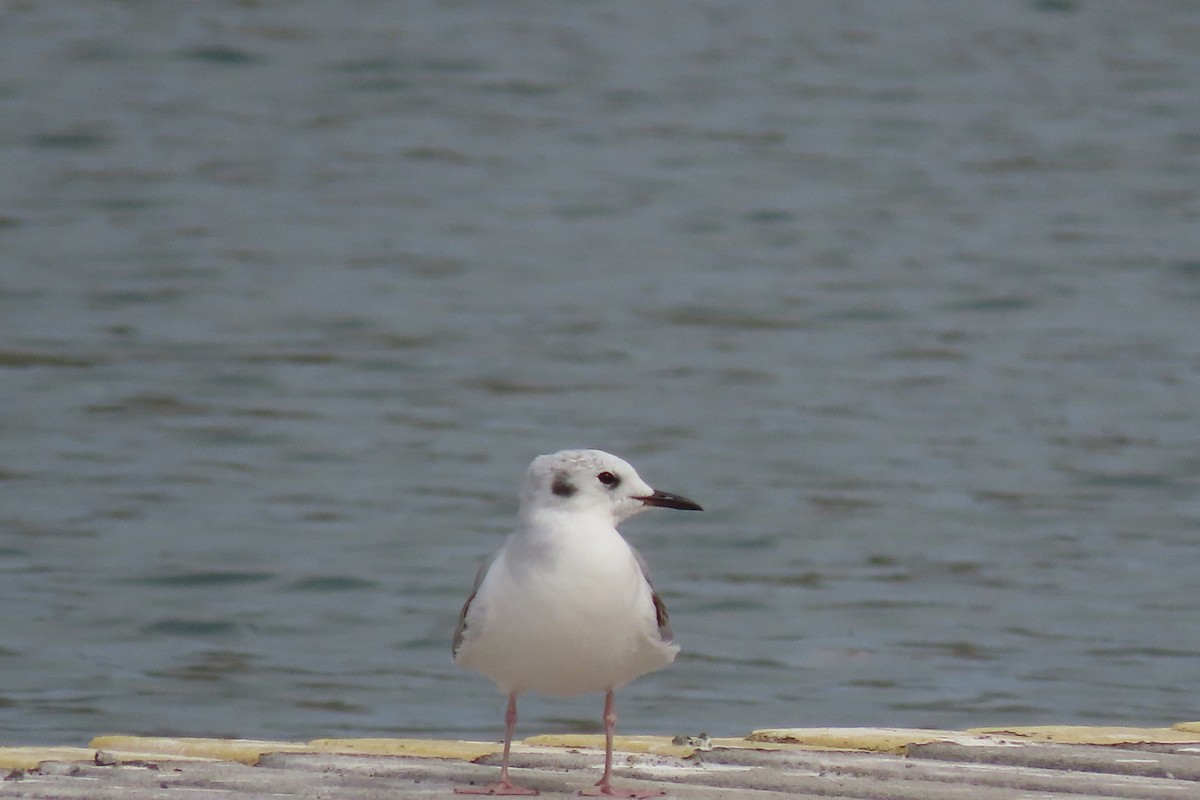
[521,504,609,532]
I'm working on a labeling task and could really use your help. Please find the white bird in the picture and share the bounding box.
[453,449,702,797]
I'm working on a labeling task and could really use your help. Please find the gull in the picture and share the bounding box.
[453,449,702,797]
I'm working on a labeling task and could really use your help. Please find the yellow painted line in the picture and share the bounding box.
[747,727,1000,754]
[88,736,315,765]
[522,734,696,758]
[967,725,1200,745]
[54,723,1200,771]
[308,738,504,761]
[0,747,97,771]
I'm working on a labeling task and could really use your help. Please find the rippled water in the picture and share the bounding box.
[2,1,1200,746]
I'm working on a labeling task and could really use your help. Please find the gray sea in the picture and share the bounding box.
[2,1,1199,747]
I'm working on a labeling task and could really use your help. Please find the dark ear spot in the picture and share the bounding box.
[551,474,577,498]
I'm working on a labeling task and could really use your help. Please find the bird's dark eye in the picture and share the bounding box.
[597,471,620,488]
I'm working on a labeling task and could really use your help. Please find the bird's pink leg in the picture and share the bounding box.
[579,690,665,798]
[456,693,538,795]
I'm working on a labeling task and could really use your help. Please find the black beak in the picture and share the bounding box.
[638,489,703,511]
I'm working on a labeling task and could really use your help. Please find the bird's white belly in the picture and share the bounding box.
[456,545,677,696]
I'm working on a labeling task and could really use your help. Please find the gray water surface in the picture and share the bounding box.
[2,1,1199,746]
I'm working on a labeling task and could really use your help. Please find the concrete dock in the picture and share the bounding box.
[3,723,1200,798]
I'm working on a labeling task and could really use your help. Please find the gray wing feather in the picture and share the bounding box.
[632,547,674,644]
[452,554,495,658]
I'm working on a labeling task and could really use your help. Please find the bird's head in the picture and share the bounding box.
[520,449,702,525]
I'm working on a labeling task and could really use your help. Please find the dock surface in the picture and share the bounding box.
[4,723,1200,798]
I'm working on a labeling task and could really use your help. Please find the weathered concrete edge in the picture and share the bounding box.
[0,722,1197,773]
